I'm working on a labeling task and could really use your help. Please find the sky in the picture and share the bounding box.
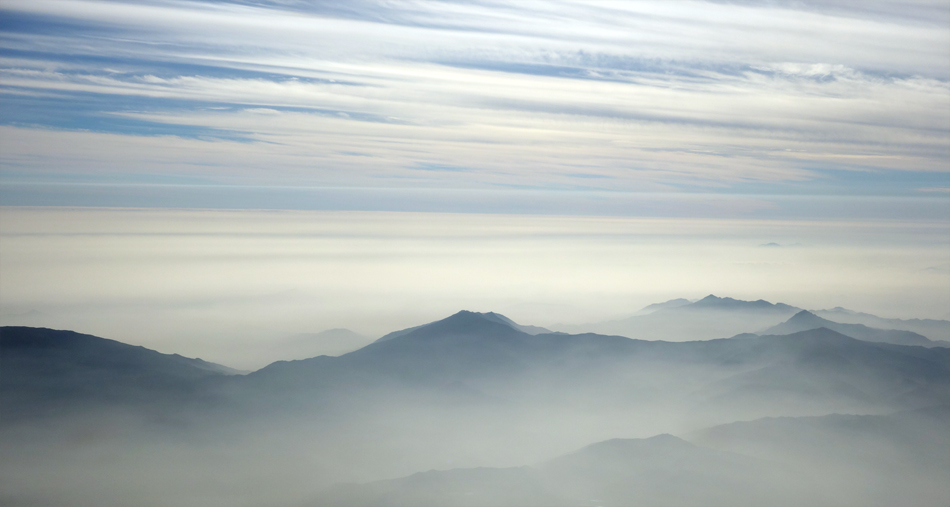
[0,1,948,366]
[0,0,948,211]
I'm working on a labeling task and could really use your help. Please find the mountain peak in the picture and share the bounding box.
[688,295,797,312]
[788,310,825,323]
[372,310,534,344]
[762,310,934,346]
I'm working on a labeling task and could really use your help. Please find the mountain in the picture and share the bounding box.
[636,298,693,315]
[554,295,801,340]
[697,328,950,416]
[314,434,794,507]
[690,407,950,506]
[814,307,950,342]
[373,311,550,344]
[268,328,374,361]
[763,310,939,347]
[315,408,950,507]
[0,326,239,422]
[243,313,950,419]
[692,405,950,468]
[688,294,798,312]
[5,317,950,507]
[10,317,948,424]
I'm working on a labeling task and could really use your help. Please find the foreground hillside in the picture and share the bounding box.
[316,408,950,507]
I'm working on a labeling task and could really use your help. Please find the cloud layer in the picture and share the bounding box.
[1,0,948,204]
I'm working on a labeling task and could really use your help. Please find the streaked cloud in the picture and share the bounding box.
[0,0,947,205]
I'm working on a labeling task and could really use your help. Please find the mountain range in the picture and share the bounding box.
[554,294,803,340]
[316,407,950,507]
[762,310,946,347]
[2,297,949,507]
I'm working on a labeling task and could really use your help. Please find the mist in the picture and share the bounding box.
[2,207,946,370]
[3,317,949,507]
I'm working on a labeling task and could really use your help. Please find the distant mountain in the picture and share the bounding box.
[0,326,238,421]
[688,294,798,312]
[244,313,950,418]
[763,310,939,347]
[554,295,801,340]
[636,298,693,314]
[269,328,373,361]
[692,405,950,467]
[814,307,950,342]
[690,407,950,506]
[315,434,792,507]
[316,407,950,507]
[373,311,550,344]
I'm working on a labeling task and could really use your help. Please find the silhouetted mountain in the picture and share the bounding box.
[242,314,950,419]
[688,294,798,312]
[315,434,793,507]
[249,311,589,392]
[477,312,552,335]
[814,307,950,342]
[764,310,938,347]
[0,326,238,421]
[374,311,549,343]
[554,295,801,340]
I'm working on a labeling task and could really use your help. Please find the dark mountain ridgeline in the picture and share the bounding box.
[0,326,238,422]
[373,311,551,344]
[814,307,950,342]
[764,310,938,347]
[240,313,950,419]
[6,314,950,421]
[687,294,799,312]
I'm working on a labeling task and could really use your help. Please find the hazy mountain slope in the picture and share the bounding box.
[691,406,950,506]
[636,298,693,315]
[814,307,950,342]
[268,328,373,361]
[317,408,950,507]
[699,329,950,414]
[314,434,800,507]
[692,405,950,468]
[316,467,557,507]
[5,318,950,507]
[242,314,950,418]
[0,326,237,421]
[555,295,801,340]
[763,310,936,346]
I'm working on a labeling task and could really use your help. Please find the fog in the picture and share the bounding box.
[1,207,946,370]
[3,318,948,507]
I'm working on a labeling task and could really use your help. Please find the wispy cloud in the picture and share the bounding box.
[0,0,947,203]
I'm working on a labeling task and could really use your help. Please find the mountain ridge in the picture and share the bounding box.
[764,310,938,347]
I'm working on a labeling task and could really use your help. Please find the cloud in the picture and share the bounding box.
[0,0,947,201]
